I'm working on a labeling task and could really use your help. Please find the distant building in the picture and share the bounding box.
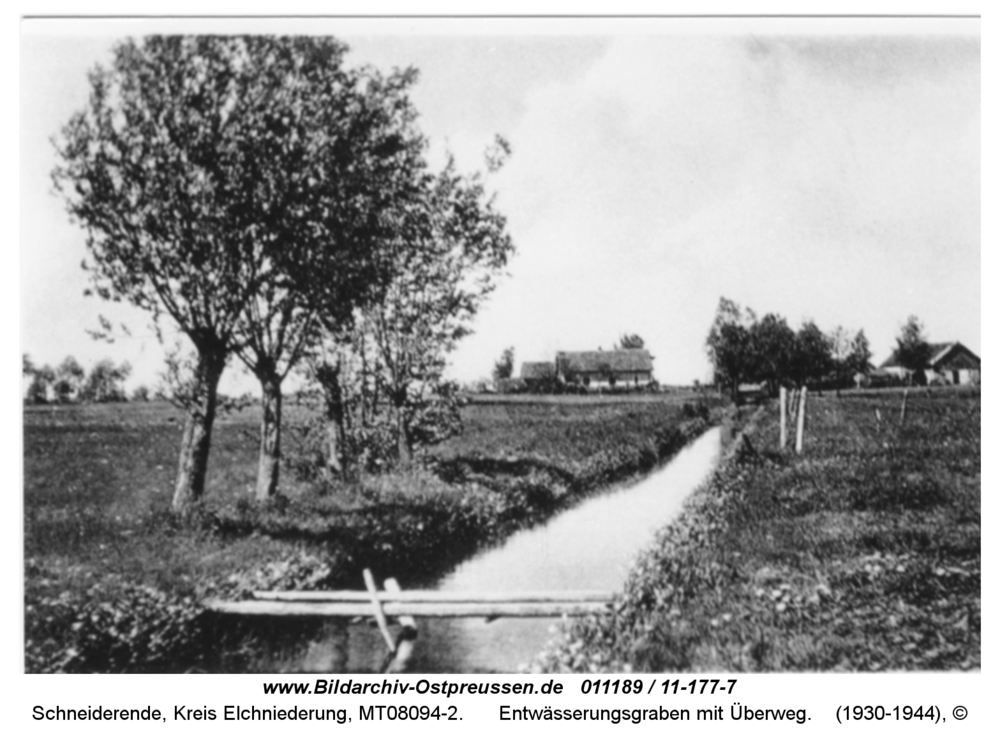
[519,361,557,391]
[555,349,655,390]
[878,341,980,385]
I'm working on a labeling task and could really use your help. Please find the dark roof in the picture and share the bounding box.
[930,342,980,368]
[520,361,556,380]
[556,349,654,375]
[879,342,980,369]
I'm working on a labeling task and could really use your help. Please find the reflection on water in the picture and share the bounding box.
[323,427,722,673]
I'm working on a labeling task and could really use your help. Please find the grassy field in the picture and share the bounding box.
[437,391,709,465]
[23,393,722,673]
[535,388,981,672]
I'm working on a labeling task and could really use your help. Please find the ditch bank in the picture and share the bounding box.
[532,391,980,672]
[530,406,767,673]
[26,409,732,673]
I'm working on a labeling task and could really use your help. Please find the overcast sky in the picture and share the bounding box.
[20,18,980,392]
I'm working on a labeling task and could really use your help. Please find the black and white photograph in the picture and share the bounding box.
[19,11,980,685]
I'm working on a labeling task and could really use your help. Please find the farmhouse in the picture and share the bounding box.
[878,341,981,385]
[519,361,557,390]
[555,349,655,390]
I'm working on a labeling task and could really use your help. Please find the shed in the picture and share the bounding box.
[878,341,980,385]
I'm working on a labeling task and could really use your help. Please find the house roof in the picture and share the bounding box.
[879,341,980,369]
[520,361,556,380]
[556,349,654,375]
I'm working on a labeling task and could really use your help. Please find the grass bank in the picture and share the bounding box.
[24,394,723,673]
[534,388,980,672]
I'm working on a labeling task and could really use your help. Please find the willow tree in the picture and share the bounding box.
[362,152,514,463]
[52,36,423,509]
[221,38,428,501]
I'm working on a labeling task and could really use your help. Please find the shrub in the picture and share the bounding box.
[25,567,208,673]
[408,382,465,448]
[681,401,711,421]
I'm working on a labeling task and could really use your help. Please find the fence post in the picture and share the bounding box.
[780,386,788,449]
[899,388,909,427]
[795,386,808,454]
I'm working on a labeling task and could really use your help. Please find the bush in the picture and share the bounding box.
[285,414,400,481]
[408,383,465,448]
[681,401,711,421]
[25,565,208,673]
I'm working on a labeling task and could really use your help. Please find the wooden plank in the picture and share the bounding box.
[250,589,615,604]
[205,599,610,618]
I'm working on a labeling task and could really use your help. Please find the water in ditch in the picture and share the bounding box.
[310,426,723,673]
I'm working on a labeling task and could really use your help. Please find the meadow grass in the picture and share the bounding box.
[535,388,980,672]
[434,393,708,468]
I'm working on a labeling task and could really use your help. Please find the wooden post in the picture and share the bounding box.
[384,578,417,674]
[795,386,807,454]
[779,387,788,449]
[363,569,396,652]
[899,388,909,427]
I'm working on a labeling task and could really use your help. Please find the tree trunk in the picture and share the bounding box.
[172,350,226,513]
[255,373,283,502]
[316,360,347,479]
[395,400,411,465]
[325,420,343,477]
[324,388,346,479]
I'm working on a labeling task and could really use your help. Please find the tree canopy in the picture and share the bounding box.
[339,153,514,463]
[705,297,755,401]
[847,329,873,375]
[618,333,645,349]
[749,313,796,395]
[79,359,132,403]
[493,346,515,383]
[894,315,933,371]
[51,36,451,508]
[54,356,86,403]
[790,320,834,387]
[706,296,865,401]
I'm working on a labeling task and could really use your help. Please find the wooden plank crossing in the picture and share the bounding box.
[204,570,611,671]
[207,570,612,619]
[206,598,610,619]
[250,589,615,604]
